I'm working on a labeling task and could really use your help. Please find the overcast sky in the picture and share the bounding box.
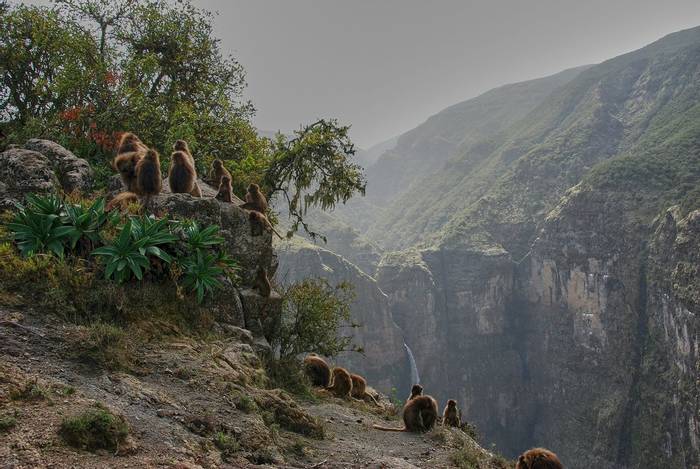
[193,0,700,148]
[26,0,700,148]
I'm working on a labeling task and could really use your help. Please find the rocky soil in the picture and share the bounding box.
[0,306,505,469]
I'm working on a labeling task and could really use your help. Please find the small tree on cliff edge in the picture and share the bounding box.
[264,119,367,242]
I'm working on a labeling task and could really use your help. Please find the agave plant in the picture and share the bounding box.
[91,218,175,282]
[62,198,117,255]
[179,250,224,303]
[24,193,64,216]
[7,207,73,257]
[180,220,225,251]
[130,215,178,248]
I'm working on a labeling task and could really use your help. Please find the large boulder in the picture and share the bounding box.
[0,148,60,210]
[0,140,94,210]
[23,139,93,193]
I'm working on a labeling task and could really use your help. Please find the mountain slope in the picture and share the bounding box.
[363,65,590,206]
[373,25,700,468]
[368,26,700,252]
[355,134,399,169]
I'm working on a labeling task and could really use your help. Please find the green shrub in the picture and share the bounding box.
[180,221,224,251]
[179,250,225,303]
[5,195,115,258]
[271,279,357,361]
[264,279,357,395]
[213,430,240,457]
[236,394,258,413]
[60,404,129,452]
[176,221,239,303]
[25,193,64,217]
[62,197,117,255]
[92,216,177,283]
[0,414,17,433]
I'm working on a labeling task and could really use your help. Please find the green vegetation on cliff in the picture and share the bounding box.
[366,26,700,255]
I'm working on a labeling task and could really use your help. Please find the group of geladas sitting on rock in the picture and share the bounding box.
[304,354,564,469]
[108,131,279,238]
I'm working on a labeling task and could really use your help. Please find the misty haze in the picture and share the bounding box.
[1,1,699,468]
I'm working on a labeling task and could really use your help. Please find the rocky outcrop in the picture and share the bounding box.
[150,193,274,287]
[0,140,94,210]
[276,239,409,394]
[24,139,93,193]
[0,147,60,210]
[1,138,277,345]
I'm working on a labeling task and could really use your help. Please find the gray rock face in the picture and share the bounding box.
[376,187,700,468]
[149,193,274,287]
[239,288,283,340]
[276,240,410,394]
[209,280,246,327]
[0,140,95,210]
[24,139,93,193]
[377,246,521,451]
[0,148,60,210]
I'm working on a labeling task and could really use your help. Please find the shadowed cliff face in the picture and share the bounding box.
[376,199,699,468]
[275,240,410,394]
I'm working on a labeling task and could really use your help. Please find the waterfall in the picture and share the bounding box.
[404,342,420,384]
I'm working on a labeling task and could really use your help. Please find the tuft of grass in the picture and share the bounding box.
[451,445,480,469]
[264,358,315,399]
[460,420,480,441]
[0,414,17,433]
[60,404,129,452]
[71,322,137,371]
[52,383,76,396]
[250,447,278,465]
[389,386,404,409]
[174,365,194,380]
[236,394,258,413]
[213,430,240,460]
[287,440,308,457]
[10,380,49,402]
[490,454,514,469]
[255,391,324,439]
